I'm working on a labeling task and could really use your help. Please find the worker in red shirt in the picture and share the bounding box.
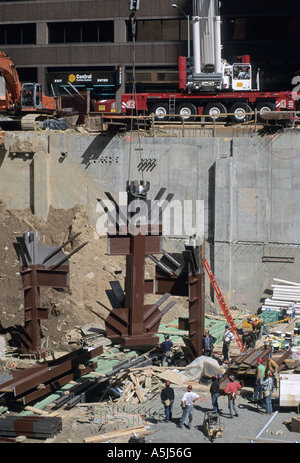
[224,375,241,418]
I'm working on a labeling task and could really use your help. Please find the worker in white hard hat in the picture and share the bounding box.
[222,325,234,363]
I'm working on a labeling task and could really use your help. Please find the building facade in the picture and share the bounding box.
[0,0,298,109]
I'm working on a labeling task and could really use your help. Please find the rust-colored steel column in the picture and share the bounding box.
[184,256,205,360]
[22,266,43,356]
[155,239,206,360]
[14,231,87,357]
[103,181,175,347]
[125,232,146,337]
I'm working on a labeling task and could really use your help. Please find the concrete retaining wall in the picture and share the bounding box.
[1,129,300,312]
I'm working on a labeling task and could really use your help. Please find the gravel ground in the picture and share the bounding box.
[143,388,300,445]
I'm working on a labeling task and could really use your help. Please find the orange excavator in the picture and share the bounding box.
[0,51,60,130]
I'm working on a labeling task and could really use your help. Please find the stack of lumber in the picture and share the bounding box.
[261,278,300,319]
[102,366,188,405]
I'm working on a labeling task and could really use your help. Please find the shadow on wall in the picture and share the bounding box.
[81,135,114,168]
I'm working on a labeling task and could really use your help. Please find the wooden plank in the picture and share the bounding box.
[24,406,49,415]
[84,425,147,443]
[129,373,145,403]
[122,382,134,401]
[154,370,187,385]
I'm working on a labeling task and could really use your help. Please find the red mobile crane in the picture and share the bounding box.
[121,2,296,123]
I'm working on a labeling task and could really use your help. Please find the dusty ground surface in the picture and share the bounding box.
[11,383,300,446]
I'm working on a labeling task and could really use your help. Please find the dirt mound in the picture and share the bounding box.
[0,201,125,352]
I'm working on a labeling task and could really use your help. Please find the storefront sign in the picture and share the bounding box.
[48,71,115,86]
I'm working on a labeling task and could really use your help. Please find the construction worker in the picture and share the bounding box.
[202,329,217,357]
[253,357,265,403]
[252,318,264,340]
[224,375,241,418]
[160,380,175,422]
[242,329,256,349]
[178,385,200,430]
[260,370,273,415]
[210,374,222,414]
[160,334,173,367]
[222,325,234,363]
[266,353,278,390]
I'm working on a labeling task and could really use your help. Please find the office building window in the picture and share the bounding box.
[127,19,188,42]
[48,21,114,44]
[0,24,36,44]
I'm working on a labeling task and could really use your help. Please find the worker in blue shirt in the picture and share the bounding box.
[202,329,217,357]
[160,334,173,366]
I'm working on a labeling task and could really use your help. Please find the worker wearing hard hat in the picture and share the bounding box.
[252,318,264,340]
[160,380,175,422]
[160,334,173,367]
[210,374,222,414]
[260,370,274,415]
[253,357,265,403]
[224,375,241,418]
[178,385,200,430]
[222,325,235,363]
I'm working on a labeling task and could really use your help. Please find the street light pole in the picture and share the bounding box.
[172,3,190,59]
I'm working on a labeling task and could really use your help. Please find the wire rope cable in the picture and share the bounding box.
[128,12,144,182]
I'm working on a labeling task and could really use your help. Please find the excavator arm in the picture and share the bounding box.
[0,51,22,108]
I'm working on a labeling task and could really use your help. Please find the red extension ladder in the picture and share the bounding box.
[202,259,245,352]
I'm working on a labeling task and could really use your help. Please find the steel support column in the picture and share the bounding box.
[102,181,175,347]
[14,231,87,356]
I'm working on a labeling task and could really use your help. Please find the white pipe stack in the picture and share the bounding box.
[214,16,222,73]
[262,278,300,319]
[193,17,202,73]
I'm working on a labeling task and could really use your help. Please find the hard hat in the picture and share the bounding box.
[257,358,263,363]
[217,375,222,380]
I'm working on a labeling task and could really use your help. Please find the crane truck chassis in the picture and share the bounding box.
[121,56,296,124]
[121,87,296,124]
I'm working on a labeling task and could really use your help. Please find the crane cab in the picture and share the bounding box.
[21,83,43,110]
[231,64,252,91]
